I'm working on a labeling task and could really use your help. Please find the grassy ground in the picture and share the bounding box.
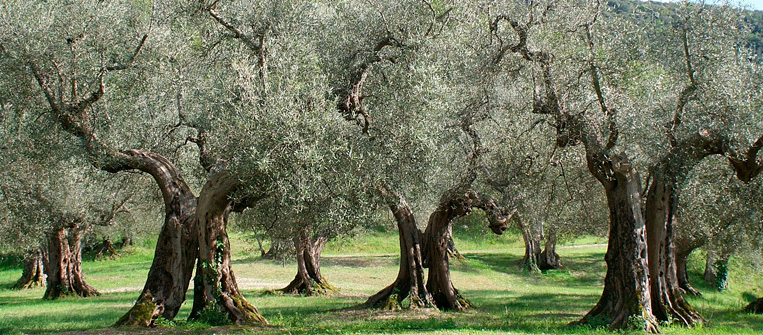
[0,231,762,335]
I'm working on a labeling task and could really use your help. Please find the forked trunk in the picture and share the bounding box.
[577,155,659,332]
[190,173,266,326]
[13,249,46,290]
[540,228,561,270]
[281,227,333,295]
[44,227,99,299]
[644,174,703,327]
[362,185,433,309]
[115,151,198,327]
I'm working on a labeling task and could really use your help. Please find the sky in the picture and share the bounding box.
[645,0,763,10]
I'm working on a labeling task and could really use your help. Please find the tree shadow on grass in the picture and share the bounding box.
[466,251,606,288]
[232,255,398,269]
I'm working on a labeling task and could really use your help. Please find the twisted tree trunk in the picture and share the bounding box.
[362,185,433,310]
[540,228,561,270]
[577,155,659,333]
[189,173,266,326]
[44,226,99,299]
[517,217,542,273]
[28,62,200,326]
[281,227,333,295]
[115,151,198,327]
[423,188,511,311]
[424,204,471,311]
[13,249,46,290]
[675,237,703,297]
[644,174,703,327]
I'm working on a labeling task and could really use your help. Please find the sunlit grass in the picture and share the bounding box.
[0,232,762,335]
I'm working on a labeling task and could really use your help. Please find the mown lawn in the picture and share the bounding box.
[0,232,761,335]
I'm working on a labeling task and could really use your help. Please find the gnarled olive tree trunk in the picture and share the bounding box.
[362,185,433,309]
[516,217,543,273]
[644,173,703,327]
[44,226,98,299]
[423,188,511,311]
[115,151,198,327]
[702,251,729,291]
[29,62,200,327]
[14,249,46,290]
[674,236,704,297]
[540,228,561,270]
[516,218,561,273]
[189,173,266,326]
[281,227,333,295]
[577,155,659,332]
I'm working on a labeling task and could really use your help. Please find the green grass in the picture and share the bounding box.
[1,232,762,335]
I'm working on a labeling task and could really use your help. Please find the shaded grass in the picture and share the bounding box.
[1,234,762,335]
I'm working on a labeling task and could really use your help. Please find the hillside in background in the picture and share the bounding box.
[609,0,763,57]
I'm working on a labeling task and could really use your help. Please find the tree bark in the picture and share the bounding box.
[13,249,46,290]
[424,203,471,311]
[517,217,543,273]
[644,174,703,327]
[115,151,198,327]
[189,173,266,326]
[675,237,703,297]
[540,228,561,270]
[361,185,434,310]
[94,238,119,260]
[43,227,99,299]
[422,187,511,311]
[281,227,333,295]
[703,251,729,291]
[577,154,659,333]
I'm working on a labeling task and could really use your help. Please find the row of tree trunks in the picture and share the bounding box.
[361,186,433,309]
[190,173,267,325]
[13,249,46,290]
[43,227,99,299]
[281,227,333,295]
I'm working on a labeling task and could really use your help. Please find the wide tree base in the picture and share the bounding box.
[576,305,660,333]
[114,292,162,327]
[280,276,336,296]
[361,280,435,310]
[745,298,763,313]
